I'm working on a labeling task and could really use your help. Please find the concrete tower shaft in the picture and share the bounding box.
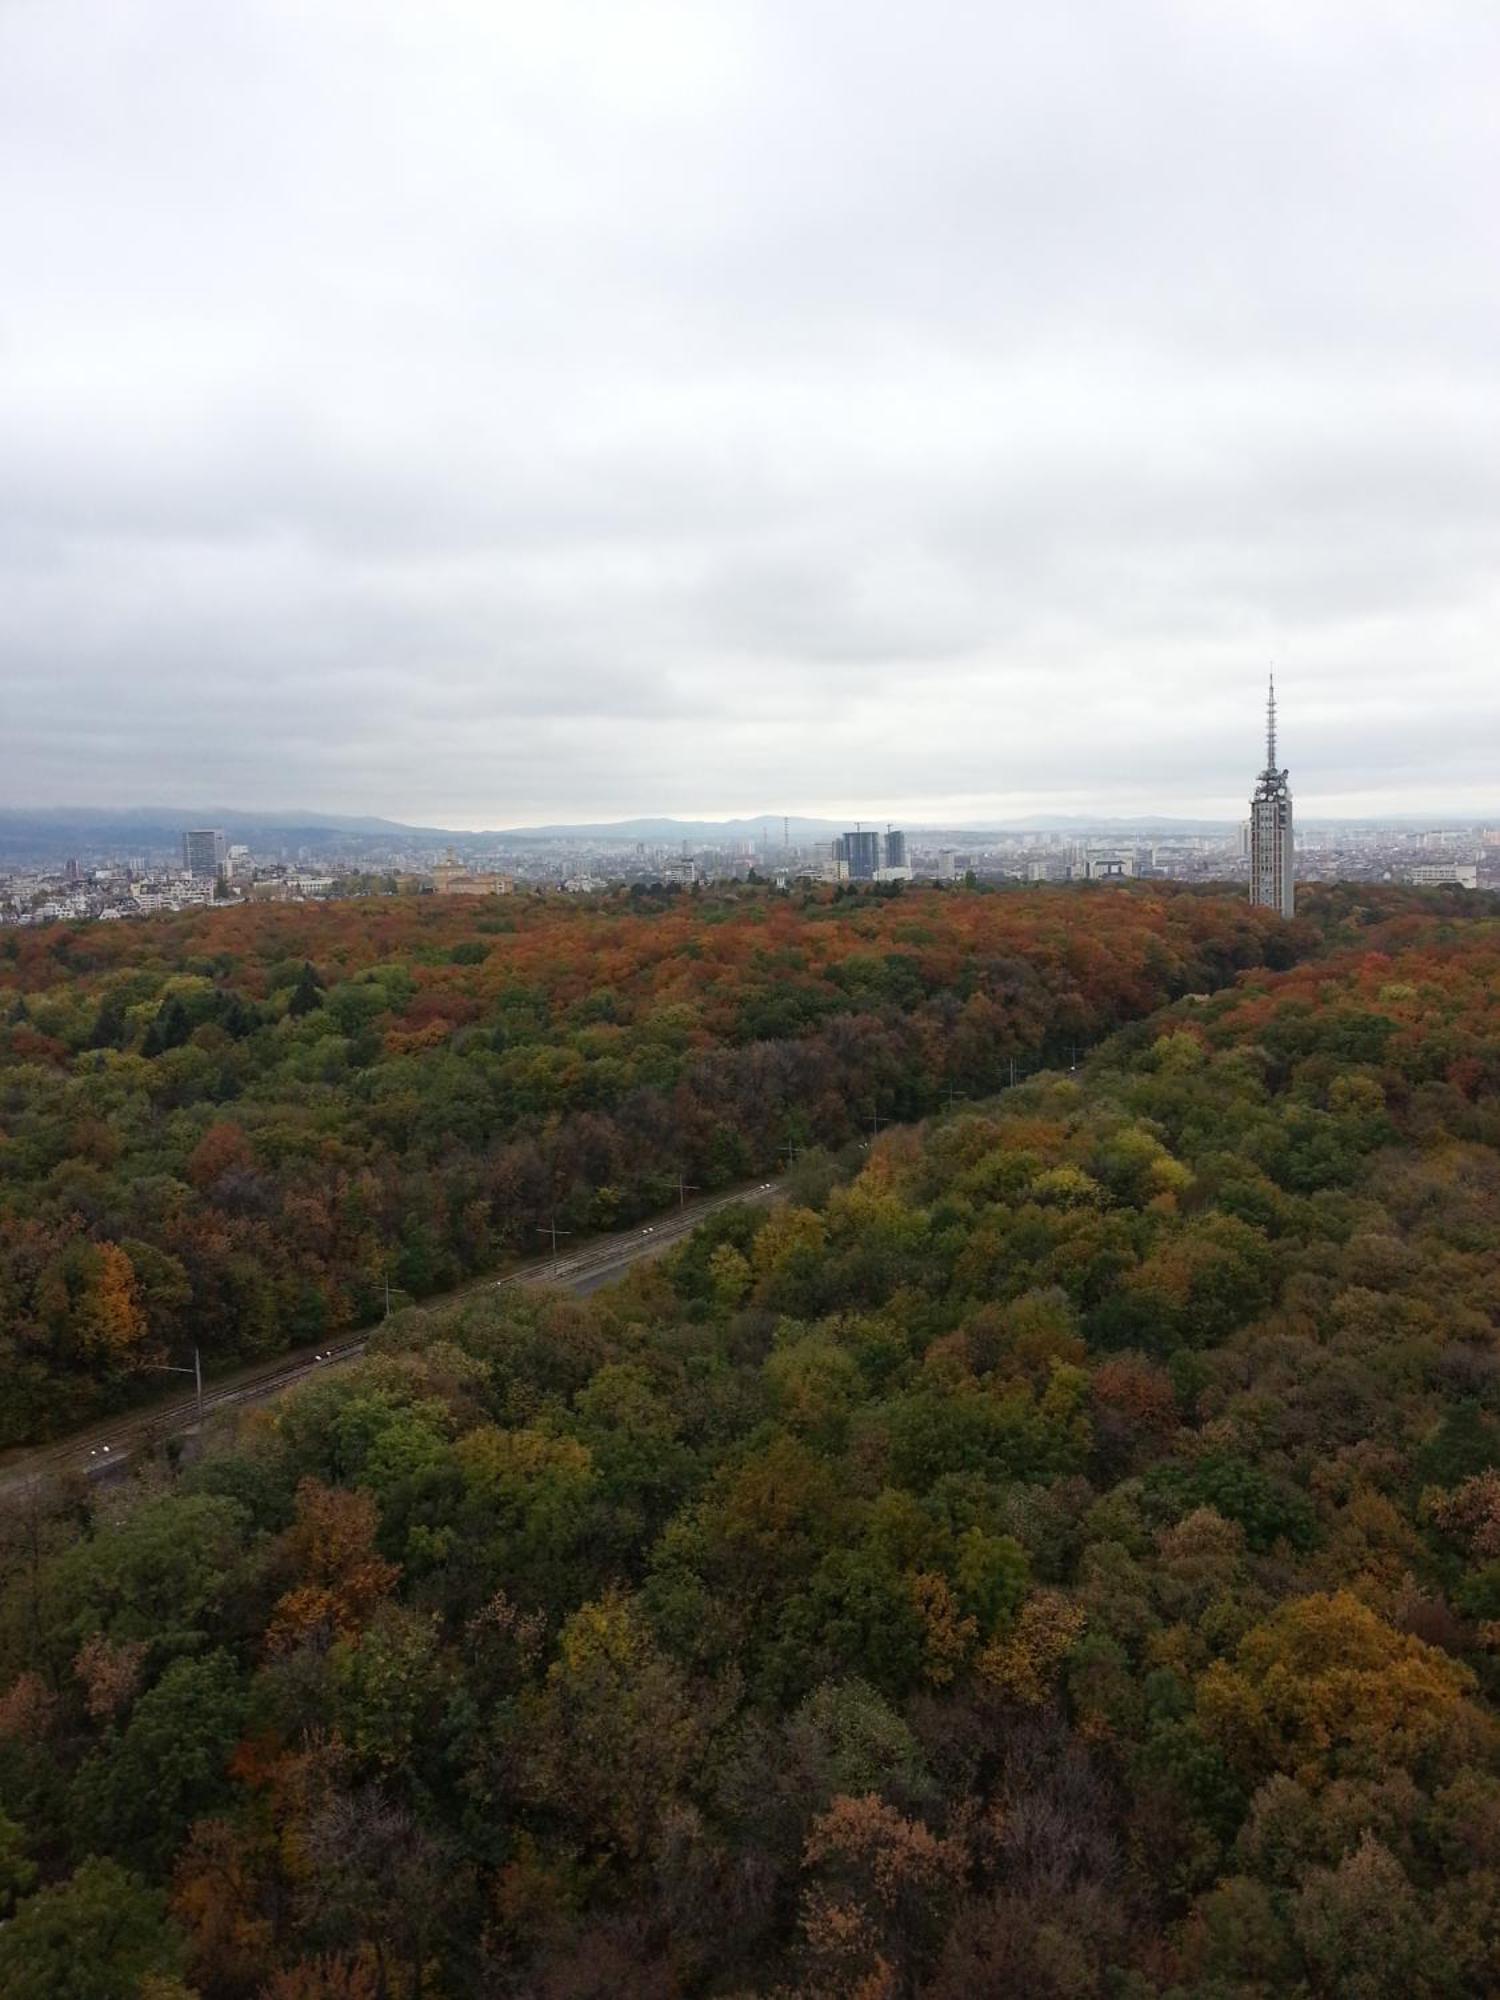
[1249,674,1295,920]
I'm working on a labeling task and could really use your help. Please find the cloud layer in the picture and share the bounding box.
[3,1,1497,823]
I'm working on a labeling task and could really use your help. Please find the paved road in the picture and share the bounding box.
[0,1178,782,1499]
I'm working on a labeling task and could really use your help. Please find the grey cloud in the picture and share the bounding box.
[1,0,1497,824]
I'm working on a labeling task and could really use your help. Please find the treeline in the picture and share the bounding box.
[2,908,1500,1993]
[0,883,1300,1445]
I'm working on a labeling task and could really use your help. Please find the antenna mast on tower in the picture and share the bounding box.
[1249,671,1294,920]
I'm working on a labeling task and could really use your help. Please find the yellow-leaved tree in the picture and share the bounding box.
[1196,1589,1494,1788]
[75,1242,150,1366]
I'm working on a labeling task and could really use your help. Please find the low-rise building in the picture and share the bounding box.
[1409,863,1478,888]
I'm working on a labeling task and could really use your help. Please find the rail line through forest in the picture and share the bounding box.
[0,1177,790,1497]
[0,1054,1079,1499]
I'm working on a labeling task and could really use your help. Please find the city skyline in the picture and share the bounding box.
[3,4,1499,826]
[11,678,1498,927]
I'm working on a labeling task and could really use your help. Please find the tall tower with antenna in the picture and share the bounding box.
[1249,673,1294,919]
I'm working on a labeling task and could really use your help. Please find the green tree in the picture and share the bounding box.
[1293,1833,1446,2000]
[141,995,192,1056]
[287,960,325,1017]
[69,1651,247,1869]
[0,1807,37,1917]
[520,1590,710,1859]
[40,1493,251,1666]
[0,1857,184,2000]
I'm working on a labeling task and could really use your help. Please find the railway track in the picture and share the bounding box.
[0,1180,779,1498]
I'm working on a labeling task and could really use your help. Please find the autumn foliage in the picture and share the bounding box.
[2,886,1500,1993]
[0,880,1299,1444]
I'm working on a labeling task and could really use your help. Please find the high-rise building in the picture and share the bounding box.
[883,829,907,869]
[1249,678,1294,919]
[183,829,227,880]
[842,830,881,881]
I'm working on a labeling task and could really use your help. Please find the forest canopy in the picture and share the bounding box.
[0,882,1307,1445]
[3,889,1500,1994]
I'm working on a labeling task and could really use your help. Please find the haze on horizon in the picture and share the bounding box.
[2,2,1497,828]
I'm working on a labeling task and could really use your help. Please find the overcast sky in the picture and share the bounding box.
[2,1,1497,826]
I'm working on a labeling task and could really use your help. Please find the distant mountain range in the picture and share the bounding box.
[506,814,1241,840]
[0,804,1483,864]
[0,807,428,862]
[0,807,1236,857]
[498,815,849,842]
[0,806,418,839]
